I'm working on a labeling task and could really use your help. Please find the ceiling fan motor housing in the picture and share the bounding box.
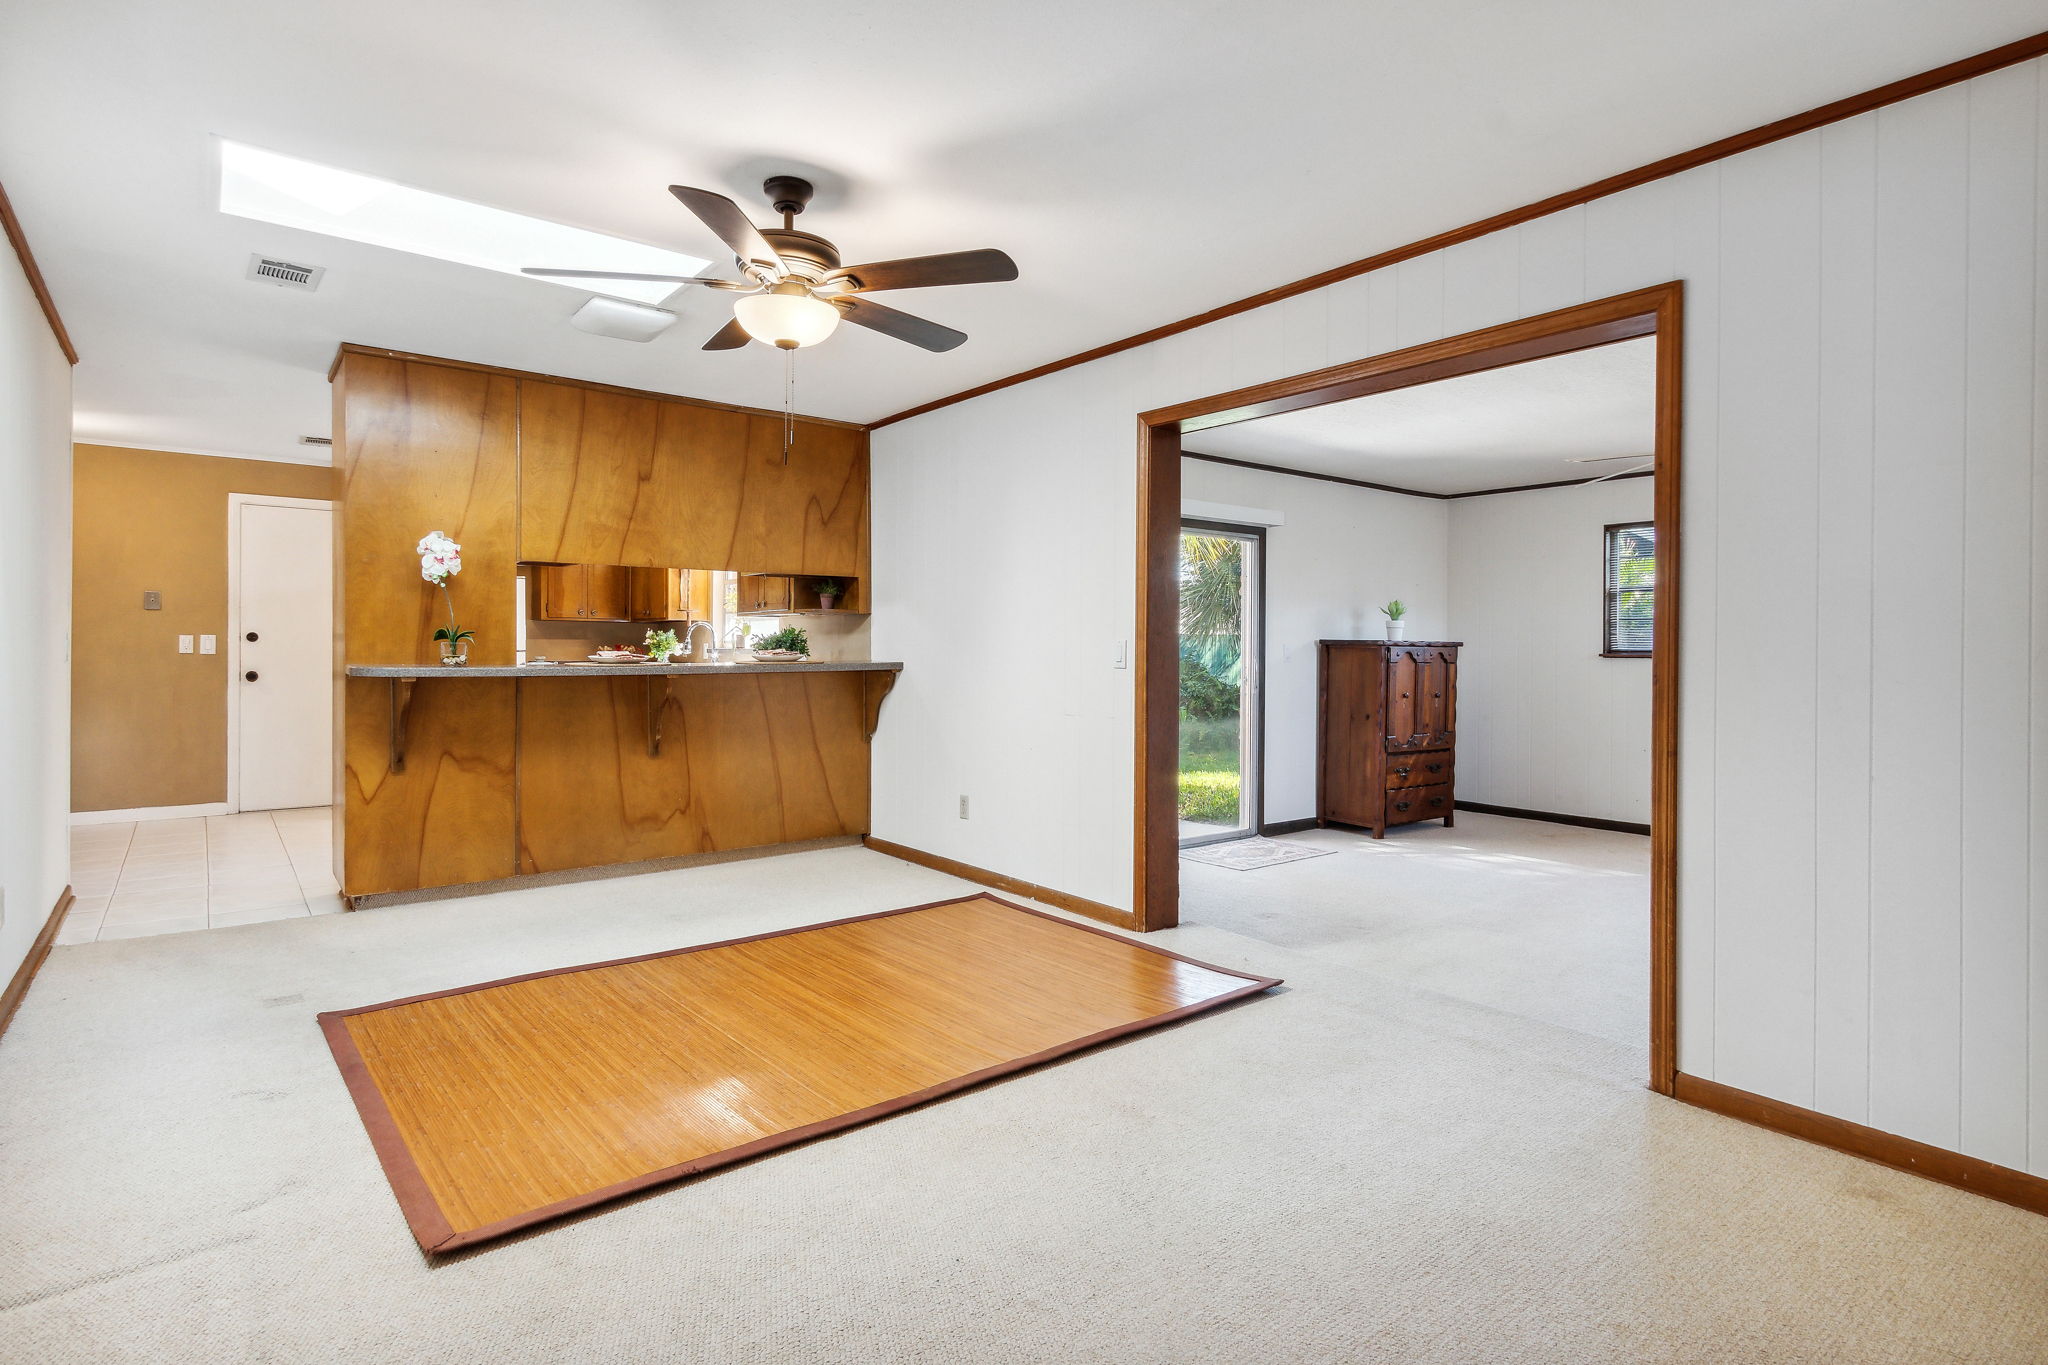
[760,227,840,281]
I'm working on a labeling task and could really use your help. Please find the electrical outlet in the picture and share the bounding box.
[177,635,193,654]
[199,635,217,655]
[958,795,969,820]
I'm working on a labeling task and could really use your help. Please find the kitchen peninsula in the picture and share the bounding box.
[332,345,888,900]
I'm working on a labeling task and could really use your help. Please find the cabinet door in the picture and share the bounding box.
[585,564,632,621]
[1416,649,1455,747]
[534,565,587,620]
[1382,650,1422,748]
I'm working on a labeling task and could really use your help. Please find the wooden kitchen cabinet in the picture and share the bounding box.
[518,379,870,579]
[534,563,631,621]
[735,573,796,615]
[628,567,714,622]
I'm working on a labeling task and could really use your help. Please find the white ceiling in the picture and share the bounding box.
[1190,337,1656,495]
[3,2,2041,462]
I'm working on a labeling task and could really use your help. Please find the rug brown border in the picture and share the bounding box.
[318,893,1282,1253]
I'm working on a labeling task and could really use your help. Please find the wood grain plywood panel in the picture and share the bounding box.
[337,355,519,666]
[320,894,1280,1250]
[516,671,870,874]
[342,678,517,894]
[519,379,869,578]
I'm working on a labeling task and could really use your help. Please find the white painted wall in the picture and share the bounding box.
[0,240,73,992]
[1448,479,1655,824]
[1179,460,1448,826]
[874,58,2048,1175]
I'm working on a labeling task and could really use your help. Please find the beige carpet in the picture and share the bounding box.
[2,833,2046,1362]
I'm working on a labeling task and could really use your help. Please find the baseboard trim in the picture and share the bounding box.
[1453,800,1649,836]
[1673,1073,2048,1218]
[1259,818,1319,837]
[862,837,1139,931]
[70,802,231,826]
[0,885,74,1044]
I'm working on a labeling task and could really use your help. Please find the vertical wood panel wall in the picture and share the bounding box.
[872,58,2048,1176]
[333,350,873,896]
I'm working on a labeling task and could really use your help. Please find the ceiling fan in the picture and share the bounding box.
[524,175,1016,353]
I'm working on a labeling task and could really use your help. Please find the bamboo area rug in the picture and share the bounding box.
[319,893,1280,1251]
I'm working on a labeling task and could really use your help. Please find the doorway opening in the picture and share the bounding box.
[1177,520,1264,848]
[1135,282,1682,1094]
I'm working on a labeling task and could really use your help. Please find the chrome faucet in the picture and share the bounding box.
[680,620,715,661]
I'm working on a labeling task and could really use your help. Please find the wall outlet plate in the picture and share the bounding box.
[178,635,193,654]
[958,795,969,819]
[199,635,217,655]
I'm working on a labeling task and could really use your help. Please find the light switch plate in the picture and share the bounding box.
[199,635,217,655]
[177,635,193,654]
[1112,639,1128,669]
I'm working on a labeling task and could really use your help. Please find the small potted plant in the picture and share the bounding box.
[417,531,472,665]
[752,625,810,661]
[643,627,680,663]
[814,579,843,611]
[1381,599,1407,641]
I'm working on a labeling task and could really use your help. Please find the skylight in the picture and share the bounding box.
[218,141,713,306]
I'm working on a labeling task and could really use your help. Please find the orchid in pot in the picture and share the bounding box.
[417,531,473,665]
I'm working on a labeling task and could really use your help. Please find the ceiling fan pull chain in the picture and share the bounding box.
[783,348,795,465]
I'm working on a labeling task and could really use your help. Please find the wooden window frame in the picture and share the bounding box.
[1602,520,1656,659]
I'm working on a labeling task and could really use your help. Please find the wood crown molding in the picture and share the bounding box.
[1183,449,1654,502]
[1674,1073,2048,1219]
[868,28,2048,431]
[862,836,1137,931]
[0,180,78,365]
[327,343,867,431]
[0,886,75,1044]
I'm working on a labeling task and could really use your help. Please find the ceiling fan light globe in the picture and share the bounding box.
[733,288,840,349]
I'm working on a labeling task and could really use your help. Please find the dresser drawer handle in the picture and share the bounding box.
[1426,762,1444,773]
[1393,766,1411,777]
[1393,800,1411,812]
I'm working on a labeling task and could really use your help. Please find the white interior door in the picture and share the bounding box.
[235,502,333,811]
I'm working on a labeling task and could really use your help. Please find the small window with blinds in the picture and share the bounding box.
[1603,522,1655,657]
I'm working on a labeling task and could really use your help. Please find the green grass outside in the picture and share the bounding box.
[1178,715,1242,824]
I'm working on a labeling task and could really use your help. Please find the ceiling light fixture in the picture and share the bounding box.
[732,281,840,349]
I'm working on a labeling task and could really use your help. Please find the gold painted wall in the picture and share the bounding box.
[71,444,331,812]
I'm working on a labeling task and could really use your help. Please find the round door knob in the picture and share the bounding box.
[244,670,258,682]
[246,631,259,642]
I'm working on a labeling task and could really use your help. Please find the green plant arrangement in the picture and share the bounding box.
[643,628,680,662]
[753,625,810,656]
[1381,598,1409,640]
[814,578,844,609]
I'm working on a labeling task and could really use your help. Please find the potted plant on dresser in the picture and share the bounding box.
[1381,599,1407,641]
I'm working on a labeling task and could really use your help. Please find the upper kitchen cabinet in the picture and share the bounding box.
[518,379,869,580]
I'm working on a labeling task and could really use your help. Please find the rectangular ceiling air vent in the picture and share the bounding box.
[299,435,332,446]
[246,254,325,290]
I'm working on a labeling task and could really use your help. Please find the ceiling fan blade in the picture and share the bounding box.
[825,248,1018,293]
[669,186,787,275]
[702,316,752,350]
[522,267,744,289]
[833,295,967,352]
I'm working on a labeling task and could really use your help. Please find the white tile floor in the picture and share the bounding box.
[60,807,344,943]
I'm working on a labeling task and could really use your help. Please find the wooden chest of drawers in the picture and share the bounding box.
[1316,640,1460,838]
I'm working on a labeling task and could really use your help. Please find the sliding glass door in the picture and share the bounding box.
[1178,522,1262,847]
